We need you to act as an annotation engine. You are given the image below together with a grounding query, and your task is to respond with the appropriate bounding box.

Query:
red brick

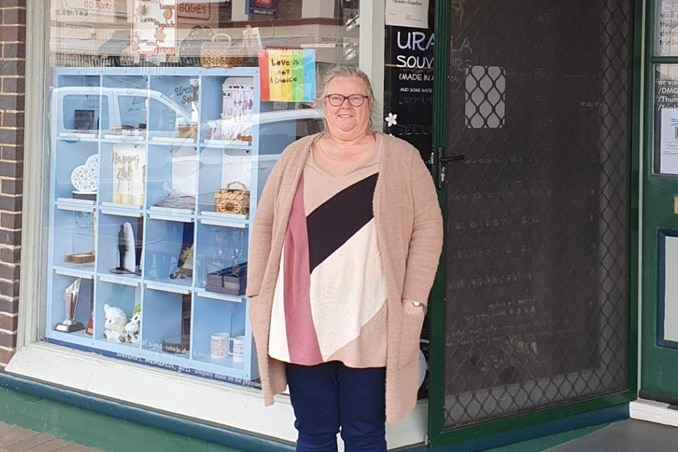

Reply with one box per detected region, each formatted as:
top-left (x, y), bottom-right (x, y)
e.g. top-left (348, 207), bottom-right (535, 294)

top-left (1, 145), bottom-right (22, 161)
top-left (0, 246), bottom-right (20, 264)
top-left (0, 297), bottom-right (18, 314)
top-left (0, 348), bottom-right (15, 367)
top-left (0, 161), bottom-right (22, 178)
top-left (0, 60), bottom-right (25, 75)
top-left (0, 0), bottom-right (26, 9)
top-left (2, 42), bottom-right (25, 59)
top-left (0, 25), bottom-right (24, 42)
top-left (0, 332), bottom-right (16, 349)
top-left (0, 262), bottom-right (19, 281)
top-left (0, 212), bottom-right (21, 230)
top-left (0, 230), bottom-right (21, 247)
top-left (0, 197), bottom-right (19, 212)
top-left (2, 8), bottom-right (27, 26)
top-left (0, 313), bottom-right (17, 331)
top-left (1, 112), bottom-right (24, 128)
top-left (1, 179), bottom-right (22, 195)
top-left (0, 129), bottom-right (23, 147)
top-left (2, 76), bottom-right (25, 92)
top-left (0, 94), bottom-right (24, 111)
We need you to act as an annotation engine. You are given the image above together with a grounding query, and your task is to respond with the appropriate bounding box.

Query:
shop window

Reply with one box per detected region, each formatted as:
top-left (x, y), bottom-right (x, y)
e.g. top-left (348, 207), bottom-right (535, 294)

top-left (45, 0), bottom-right (360, 387)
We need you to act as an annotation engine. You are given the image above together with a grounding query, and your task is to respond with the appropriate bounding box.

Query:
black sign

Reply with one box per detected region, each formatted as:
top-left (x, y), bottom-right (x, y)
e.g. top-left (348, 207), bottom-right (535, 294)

top-left (383, 4), bottom-right (435, 160)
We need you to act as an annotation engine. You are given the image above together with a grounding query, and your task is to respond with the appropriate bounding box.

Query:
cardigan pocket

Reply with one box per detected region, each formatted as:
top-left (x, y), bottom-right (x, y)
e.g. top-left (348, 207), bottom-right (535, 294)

top-left (397, 311), bottom-right (425, 368)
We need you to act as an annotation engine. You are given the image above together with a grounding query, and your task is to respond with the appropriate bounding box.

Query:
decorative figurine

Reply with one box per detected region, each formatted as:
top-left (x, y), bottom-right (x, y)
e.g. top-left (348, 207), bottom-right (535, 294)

top-left (55, 278), bottom-right (85, 333)
top-left (111, 222), bottom-right (136, 274)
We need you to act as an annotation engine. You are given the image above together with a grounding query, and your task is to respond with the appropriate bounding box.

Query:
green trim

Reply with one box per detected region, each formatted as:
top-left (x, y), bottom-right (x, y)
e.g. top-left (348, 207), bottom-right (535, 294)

top-left (627, 0), bottom-right (644, 399)
top-left (640, 0), bottom-right (656, 399)
top-left (0, 373), bottom-right (293, 452)
top-left (430, 391), bottom-right (633, 447)
top-left (428, 0), bottom-right (451, 445)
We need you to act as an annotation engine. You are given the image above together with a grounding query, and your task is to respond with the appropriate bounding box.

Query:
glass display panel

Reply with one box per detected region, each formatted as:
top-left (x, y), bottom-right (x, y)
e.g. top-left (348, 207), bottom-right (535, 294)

top-left (45, 0), bottom-right (355, 384)
top-left (655, 0), bottom-right (678, 56)
top-left (654, 64), bottom-right (678, 174)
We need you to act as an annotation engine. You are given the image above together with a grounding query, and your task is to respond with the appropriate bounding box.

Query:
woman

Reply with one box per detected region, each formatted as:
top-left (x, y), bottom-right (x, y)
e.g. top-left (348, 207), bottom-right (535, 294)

top-left (247, 65), bottom-right (443, 451)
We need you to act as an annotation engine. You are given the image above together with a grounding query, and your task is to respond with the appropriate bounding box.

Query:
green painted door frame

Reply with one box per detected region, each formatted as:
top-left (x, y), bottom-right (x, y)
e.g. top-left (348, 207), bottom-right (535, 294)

top-left (640, 0), bottom-right (678, 403)
top-left (427, 0), bottom-right (642, 447)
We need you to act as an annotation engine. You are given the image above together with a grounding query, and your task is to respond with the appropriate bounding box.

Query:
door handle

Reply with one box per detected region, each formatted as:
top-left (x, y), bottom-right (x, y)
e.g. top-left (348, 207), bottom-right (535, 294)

top-left (433, 147), bottom-right (465, 189)
top-left (440, 154), bottom-right (465, 164)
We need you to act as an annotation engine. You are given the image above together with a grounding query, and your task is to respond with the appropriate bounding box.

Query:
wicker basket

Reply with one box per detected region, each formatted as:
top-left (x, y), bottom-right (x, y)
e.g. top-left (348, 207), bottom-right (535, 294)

top-left (214, 181), bottom-right (250, 216)
top-left (200, 34), bottom-right (245, 68)
top-left (177, 123), bottom-right (197, 139)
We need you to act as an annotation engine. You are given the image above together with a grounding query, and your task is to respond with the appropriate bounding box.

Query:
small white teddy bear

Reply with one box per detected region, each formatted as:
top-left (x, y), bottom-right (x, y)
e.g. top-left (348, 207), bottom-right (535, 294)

top-left (103, 303), bottom-right (128, 342)
top-left (123, 312), bottom-right (141, 344)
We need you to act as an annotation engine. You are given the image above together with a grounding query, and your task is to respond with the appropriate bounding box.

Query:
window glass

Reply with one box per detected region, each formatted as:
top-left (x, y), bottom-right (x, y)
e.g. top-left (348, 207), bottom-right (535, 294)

top-left (50, 0), bottom-right (358, 69)
top-left (655, 0), bottom-right (678, 56)
top-left (45, 0), bottom-right (359, 385)
top-left (654, 64), bottom-right (678, 174)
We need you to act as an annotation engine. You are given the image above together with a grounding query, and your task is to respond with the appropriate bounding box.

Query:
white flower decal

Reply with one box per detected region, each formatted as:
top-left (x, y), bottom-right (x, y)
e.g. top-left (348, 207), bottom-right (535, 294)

top-left (385, 112), bottom-right (398, 128)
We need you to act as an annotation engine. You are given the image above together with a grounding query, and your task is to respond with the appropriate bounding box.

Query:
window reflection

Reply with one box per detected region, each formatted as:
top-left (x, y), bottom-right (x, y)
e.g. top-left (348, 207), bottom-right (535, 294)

top-left (50, 0), bottom-right (360, 68)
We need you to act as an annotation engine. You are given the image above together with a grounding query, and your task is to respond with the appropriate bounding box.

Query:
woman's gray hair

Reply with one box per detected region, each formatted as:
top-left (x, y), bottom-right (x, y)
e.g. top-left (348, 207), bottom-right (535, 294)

top-left (315, 65), bottom-right (376, 127)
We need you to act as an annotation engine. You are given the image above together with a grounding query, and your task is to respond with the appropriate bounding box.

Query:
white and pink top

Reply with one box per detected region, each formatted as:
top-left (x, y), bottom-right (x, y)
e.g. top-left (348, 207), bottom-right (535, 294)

top-left (268, 147), bottom-right (388, 368)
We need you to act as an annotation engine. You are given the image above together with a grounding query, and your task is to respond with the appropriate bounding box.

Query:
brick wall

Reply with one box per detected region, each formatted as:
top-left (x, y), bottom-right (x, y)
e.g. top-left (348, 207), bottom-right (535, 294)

top-left (0, 0), bottom-right (26, 368)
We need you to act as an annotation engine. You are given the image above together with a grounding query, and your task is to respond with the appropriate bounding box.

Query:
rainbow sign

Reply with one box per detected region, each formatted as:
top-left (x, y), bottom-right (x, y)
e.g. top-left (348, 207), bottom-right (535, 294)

top-left (258, 48), bottom-right (316, 102)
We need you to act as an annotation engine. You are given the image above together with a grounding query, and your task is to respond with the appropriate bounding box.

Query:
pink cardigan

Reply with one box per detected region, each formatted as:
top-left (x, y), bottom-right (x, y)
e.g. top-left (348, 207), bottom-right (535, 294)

top-left (247, 132), bottom-right (443, 422)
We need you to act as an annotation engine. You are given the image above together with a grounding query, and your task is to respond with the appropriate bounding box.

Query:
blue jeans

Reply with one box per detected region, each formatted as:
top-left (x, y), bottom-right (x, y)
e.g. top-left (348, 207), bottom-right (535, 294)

top-left (286, 361), bottom-right (387, 452)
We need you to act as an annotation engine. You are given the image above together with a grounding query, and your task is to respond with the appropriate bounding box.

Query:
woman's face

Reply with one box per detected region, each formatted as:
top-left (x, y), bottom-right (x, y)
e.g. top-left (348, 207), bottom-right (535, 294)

top-left (323, 76), bottom-right (371, 141)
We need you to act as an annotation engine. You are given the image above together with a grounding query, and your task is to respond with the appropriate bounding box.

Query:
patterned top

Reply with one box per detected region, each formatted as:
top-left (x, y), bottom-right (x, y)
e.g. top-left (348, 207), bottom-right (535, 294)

top-left (268, 145), bottom-right (387, 367)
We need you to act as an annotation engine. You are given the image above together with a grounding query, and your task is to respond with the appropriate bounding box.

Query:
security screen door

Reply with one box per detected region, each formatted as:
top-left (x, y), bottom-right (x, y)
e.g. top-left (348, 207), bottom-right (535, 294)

top-left (435, 0), bottom-right (634, 436)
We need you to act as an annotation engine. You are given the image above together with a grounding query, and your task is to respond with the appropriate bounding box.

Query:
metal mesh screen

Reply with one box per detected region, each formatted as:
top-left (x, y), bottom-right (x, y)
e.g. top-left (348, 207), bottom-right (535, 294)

top-left (443, 0), bottom-right (631, 427)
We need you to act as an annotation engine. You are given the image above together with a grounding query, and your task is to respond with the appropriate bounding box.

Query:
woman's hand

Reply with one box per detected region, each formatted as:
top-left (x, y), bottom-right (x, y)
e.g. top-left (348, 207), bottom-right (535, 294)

top-left (402, 298), bottom-right (427, 316)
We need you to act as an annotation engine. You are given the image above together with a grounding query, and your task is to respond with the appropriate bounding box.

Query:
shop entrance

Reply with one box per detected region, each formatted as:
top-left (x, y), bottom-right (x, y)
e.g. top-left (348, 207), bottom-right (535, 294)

top-left (428, 0), bottom-right (636, 446)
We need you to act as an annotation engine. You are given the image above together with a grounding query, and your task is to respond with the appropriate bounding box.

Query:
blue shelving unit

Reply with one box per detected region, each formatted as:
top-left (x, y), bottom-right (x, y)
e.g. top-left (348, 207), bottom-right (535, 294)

top-left (45, 66), bottom-right (306, 384)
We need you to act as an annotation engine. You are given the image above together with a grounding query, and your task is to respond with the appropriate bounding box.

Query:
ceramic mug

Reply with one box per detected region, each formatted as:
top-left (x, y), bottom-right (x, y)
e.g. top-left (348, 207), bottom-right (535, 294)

top-left (229, 335), bottom-right (246, 363)
top-left (210, 332), bottom-right (229, 359)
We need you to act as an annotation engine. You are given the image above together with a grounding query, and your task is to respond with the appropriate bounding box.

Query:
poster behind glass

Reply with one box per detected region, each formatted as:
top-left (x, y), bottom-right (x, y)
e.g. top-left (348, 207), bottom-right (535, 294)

top-left (654, 64), bottom-right (678, 174)
top-left (655, 0), bottom-right (678, 56)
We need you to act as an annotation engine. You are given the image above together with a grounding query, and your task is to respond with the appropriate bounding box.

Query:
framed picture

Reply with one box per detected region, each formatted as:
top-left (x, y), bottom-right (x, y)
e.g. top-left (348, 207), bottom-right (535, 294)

top-left (74, 109), bottom-right (95, 130)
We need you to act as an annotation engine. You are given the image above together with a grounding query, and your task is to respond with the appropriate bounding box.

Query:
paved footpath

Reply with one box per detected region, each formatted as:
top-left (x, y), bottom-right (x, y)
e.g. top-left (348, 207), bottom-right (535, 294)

top-left (0, 421), bottom-right (102, 452)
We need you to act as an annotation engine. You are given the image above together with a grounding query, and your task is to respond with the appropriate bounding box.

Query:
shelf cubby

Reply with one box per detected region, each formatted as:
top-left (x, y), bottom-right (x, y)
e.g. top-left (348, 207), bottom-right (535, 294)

top-left (94, 278), bottom-right (140, 344)
top-left (141, 286), bottom-right (189, 357)
top-left (48, 272), bottom-right (94, 339)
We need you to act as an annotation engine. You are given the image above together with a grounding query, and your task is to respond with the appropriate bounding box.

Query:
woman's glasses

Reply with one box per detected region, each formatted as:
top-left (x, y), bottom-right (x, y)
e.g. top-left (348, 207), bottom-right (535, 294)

top-left (325, 94), bottom-right (369, 107)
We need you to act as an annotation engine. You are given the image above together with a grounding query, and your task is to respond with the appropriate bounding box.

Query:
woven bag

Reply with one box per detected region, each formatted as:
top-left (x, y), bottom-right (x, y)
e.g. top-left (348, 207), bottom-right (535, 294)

top-left (200, 34), bottom-right (245, 68)
top-left (214, 181), bottom-right (250, 216)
